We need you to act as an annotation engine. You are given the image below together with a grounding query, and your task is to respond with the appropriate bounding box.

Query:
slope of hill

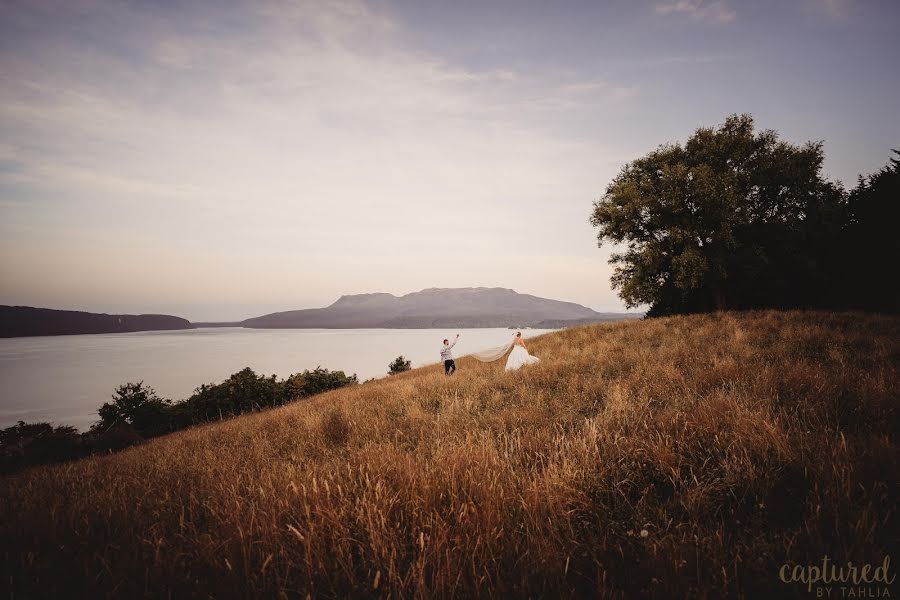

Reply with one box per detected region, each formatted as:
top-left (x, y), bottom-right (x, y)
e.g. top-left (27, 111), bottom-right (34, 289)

top-left (1, 311), bottom-right (896, 598)
top-left (239, 287), bottom-right (625, 328)
top-left (0, 305), bottom-right (195, 338)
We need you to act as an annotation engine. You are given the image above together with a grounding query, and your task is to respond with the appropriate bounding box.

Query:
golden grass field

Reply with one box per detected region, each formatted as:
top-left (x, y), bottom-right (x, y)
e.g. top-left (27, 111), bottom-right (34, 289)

top-left (1, 311), bottom-right (897, 599)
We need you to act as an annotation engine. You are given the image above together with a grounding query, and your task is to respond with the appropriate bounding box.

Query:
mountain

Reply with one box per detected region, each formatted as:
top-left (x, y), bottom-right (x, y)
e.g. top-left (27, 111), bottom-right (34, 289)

top-left (239, 287), bottom-right (636, 329)
top-left (0, 306), bottom-right (195, 338)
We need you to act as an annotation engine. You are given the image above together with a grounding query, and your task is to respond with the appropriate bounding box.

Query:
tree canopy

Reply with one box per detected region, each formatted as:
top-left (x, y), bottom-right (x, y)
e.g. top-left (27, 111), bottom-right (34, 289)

top-left (589, 114), bottom-right (889, 316)
top-left (842, 150), bottom-right (900, 313)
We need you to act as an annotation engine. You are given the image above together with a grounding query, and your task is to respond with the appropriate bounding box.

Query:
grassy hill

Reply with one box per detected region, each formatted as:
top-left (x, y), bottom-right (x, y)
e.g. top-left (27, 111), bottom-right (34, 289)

top-left (1, 311), bottom-right (897, 598)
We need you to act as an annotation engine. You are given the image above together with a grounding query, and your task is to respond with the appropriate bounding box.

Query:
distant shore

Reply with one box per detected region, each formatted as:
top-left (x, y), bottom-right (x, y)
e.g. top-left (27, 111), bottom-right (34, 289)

top-left (191, 314), bottom-right (641, 330)
top-left (3, 289), bottom-right (643, 337)
top-left (0, 306), bottom-right (194, 338)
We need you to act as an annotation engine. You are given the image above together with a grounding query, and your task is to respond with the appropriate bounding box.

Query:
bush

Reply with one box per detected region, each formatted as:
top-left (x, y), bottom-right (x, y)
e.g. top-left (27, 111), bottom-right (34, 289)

top-left (184, 368), bottom-right (288, 423)
top-left (178, 367), bottom-right (357, 424)
top-left (1, 366), bottom-right (360, 474)
top-left (0, 421), bottom-right (84, 474)
top-left (299, 367), bottom-right (358, 395)
top-left (85, 423), bottom-right (144, 453)
top-left (95, 382), bottom-right (173, 438)
top-left (388, 355), bottom-right (412, 375)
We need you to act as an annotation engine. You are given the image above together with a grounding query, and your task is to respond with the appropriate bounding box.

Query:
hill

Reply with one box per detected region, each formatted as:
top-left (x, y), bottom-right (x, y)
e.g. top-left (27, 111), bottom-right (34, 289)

top-left (0, 305), bottom-right (194, 338)
top-left (239, 287), bottom-right (630, 328)
top-left (1, 311), bottom-right (896, 598)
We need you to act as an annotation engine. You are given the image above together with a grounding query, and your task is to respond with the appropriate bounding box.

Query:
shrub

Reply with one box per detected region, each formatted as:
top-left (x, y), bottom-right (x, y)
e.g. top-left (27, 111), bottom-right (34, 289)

top-left (184, 368), bottom-right (287, 423)
top-left (299, 367), bottom-right (358, 395)
top-left (388, 355), bottom-right (412, 375)
top-left (95, 382), bottom-right (173, 438)
top-left (0, 421), bottom-right (84, 474)
top-left (1, 366), bottom-right (360, 474)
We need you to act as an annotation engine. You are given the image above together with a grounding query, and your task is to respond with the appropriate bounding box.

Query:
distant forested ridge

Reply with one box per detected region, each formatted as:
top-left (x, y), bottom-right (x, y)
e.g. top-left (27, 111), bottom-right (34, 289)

top-left (0, 306), bottom-right (194, 338)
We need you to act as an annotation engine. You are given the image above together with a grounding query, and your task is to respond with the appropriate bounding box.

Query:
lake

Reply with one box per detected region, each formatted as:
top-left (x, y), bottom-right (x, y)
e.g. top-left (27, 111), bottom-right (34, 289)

top-left (0, 327), bottom-right (554, 431)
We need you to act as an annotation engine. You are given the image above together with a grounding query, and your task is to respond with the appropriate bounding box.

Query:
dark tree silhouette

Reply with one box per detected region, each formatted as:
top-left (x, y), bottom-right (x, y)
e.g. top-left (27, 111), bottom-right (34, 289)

top-left (0, 421), bottom-right (83, 474)
top-left (842, 150), bottom-right (900, 313)
top-left (95, 382), bottom-right (173, 437)
top-left (591, 114), bottom-right (848, 315)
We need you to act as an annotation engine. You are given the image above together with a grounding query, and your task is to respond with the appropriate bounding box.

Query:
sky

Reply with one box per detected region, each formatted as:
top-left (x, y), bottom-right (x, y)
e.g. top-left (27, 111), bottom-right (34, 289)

top-left (1, 0), bottom-right (898, 321)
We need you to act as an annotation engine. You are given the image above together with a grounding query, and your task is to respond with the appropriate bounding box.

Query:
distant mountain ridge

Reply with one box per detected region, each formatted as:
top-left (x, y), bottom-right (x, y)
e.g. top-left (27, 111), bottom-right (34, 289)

top-left (0, 306), bottom-right (194, 338)
top-left (239, 287), bottom-right (638, 329)
top-left (1, 289), bottom-right (639, 337)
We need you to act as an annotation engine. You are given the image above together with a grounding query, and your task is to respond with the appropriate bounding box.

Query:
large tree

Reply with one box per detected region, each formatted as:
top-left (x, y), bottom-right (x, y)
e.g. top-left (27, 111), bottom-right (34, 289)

top-left (842, 149), bottom-right (900, 313)
top-left (590, 114), bottom-right (845, 316)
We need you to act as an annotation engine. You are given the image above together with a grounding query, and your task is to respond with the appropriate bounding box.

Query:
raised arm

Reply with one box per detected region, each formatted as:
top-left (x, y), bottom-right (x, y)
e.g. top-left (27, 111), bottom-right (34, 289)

top-left (448, 333), bottom-right (459, 349)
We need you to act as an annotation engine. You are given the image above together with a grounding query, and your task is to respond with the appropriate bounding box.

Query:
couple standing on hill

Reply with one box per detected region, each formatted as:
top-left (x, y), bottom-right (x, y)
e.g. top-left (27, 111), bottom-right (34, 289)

top-left (441, 332), bottom-right (540, 375)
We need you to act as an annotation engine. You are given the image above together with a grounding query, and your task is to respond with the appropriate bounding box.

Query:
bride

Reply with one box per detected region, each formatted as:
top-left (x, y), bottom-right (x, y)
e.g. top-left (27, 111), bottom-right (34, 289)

top-left (472, 331), bottom-right (540, 371)
top-left (505, 332), bottom-right (540, 371)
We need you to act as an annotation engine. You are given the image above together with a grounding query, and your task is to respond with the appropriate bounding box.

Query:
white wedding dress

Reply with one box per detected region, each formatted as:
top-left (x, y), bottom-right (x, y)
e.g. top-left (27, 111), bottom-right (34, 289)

top-left (505, 343), bottom-right (540, 371)
top-left (470, 337), bottom-right (540, 371)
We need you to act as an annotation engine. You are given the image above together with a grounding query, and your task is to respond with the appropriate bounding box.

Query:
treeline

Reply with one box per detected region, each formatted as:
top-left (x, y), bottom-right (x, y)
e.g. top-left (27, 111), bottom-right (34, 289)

top-left (0, 366), bottom-right (357, 474)
top-left (590, 114), bottom-right (899, 316)
top-left (0, 306), bottom-right (194, 338)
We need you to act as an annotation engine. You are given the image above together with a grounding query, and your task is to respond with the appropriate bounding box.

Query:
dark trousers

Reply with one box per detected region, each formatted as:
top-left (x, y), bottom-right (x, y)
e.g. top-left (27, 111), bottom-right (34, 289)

top-left (444, 359), bottom-right (456, 375)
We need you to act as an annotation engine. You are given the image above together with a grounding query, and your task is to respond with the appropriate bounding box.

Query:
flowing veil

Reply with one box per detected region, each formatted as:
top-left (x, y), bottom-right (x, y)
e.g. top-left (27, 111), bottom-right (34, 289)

top-left (470, 338), bottom-right (515, 362)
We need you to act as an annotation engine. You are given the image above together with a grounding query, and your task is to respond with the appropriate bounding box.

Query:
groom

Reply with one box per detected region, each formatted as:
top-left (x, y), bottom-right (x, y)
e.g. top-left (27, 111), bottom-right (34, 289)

top-left (441, 334), bottom-right (460, 375)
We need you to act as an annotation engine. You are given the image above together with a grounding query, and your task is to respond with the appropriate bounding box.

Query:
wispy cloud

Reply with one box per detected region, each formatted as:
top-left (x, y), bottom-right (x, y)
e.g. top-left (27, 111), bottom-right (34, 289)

top-left (0, 0), bottom-right (631, 316)
top-left (654, 0), bottom-right (736, 24)
top-left (2, 0), bottom-right (895, 319)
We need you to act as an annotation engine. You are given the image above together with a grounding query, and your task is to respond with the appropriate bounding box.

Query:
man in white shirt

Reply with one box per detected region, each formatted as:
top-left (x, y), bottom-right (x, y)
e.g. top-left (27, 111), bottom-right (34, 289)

top-left (441, 334), bottom-right (460, 375)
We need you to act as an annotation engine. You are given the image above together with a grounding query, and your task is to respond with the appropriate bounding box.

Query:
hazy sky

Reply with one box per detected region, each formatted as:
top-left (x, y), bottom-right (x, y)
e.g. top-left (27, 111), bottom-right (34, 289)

top-left (2, 0), bottom-right (898, 321)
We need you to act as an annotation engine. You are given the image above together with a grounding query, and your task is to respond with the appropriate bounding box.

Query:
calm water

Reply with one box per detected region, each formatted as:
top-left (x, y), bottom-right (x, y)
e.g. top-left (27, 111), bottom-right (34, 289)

top-left (0, 328), bottom-right (553, 431)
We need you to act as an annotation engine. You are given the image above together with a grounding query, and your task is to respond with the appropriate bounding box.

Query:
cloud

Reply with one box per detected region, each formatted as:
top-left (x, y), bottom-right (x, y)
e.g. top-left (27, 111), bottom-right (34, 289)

top-left (0, 0), bottom-right (631, 314)
top-left (654, 0), bottom-right (736, 24)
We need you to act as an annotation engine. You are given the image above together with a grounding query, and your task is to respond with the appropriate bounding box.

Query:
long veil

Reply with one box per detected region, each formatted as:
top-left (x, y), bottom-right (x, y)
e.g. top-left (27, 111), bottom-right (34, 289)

top-left (470, 338), bottom-right (515, 362)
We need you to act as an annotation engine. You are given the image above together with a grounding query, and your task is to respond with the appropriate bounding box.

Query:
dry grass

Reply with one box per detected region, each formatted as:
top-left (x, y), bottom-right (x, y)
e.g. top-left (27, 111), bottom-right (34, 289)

top-left (1, 311), bottom-right (897, 599)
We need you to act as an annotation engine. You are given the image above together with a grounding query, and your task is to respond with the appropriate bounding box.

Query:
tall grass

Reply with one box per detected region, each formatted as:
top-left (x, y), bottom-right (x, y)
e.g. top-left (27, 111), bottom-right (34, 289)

top-left (1, 311), bottom-right (897, 598)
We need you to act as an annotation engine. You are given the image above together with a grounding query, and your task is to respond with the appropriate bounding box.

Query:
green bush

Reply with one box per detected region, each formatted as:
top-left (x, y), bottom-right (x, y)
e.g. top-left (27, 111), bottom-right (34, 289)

top-left (95, 382), bottom-right (173, 437)
top-left (2, 366), bottom-right (359, 474)
top-left (388, 355), bottom-right (412, 375)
